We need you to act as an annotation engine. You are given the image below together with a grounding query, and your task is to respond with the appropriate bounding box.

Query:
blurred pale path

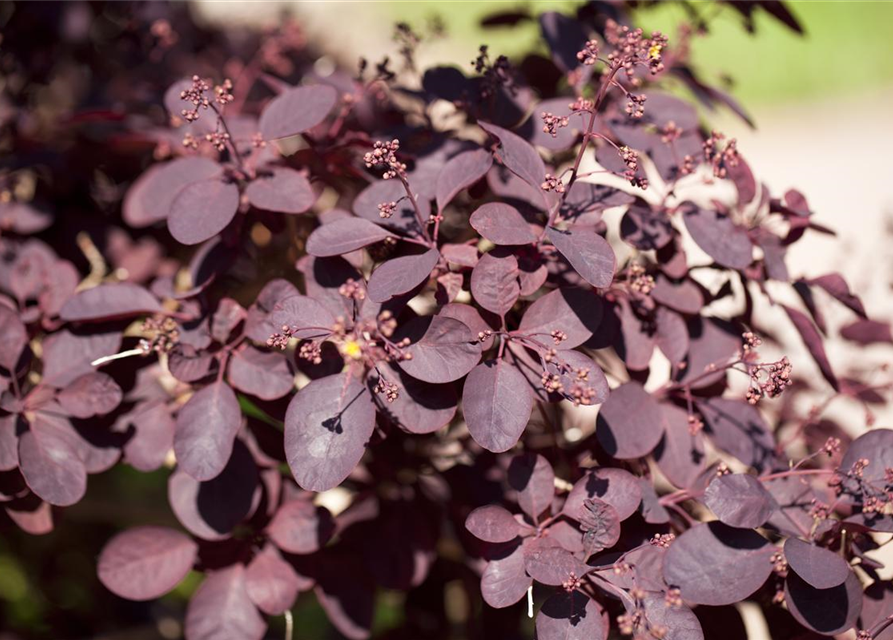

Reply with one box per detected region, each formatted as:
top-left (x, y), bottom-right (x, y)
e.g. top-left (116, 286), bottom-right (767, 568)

top-left (192, 2), bottom-right (893, 637)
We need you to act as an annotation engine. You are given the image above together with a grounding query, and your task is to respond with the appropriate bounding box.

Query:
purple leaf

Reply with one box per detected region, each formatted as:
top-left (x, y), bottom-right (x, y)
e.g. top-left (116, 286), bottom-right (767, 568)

top-left (168, 440), bottom-right (258, 540)
top-left (168, 344), bottom-right (216, 383)
top-left (0, 304), bottom-right (27, 371)
top-left (536, 591), bottom-right (607, 640)
top-left (653, 403), bottom-right (707, 489)
top-left (839, 429), bottom-right (893, 493)
top-left (123, 157), bottom-right (222, 228)
top-left (840, 319), bottom-right (893, 345)
top-left (470, 251), bottom-right (521, 316)
top-left (18, 415), bottom-right (87, 507)
top-left (0, 415), bottom-right (20, 471)
top-left (641, 593), bottom-right (704, 640)
top-left (784, 570), bottom-right (862, 636)
top-left (579, 498), bottom-right (621, 557)
top-left (508, 453), bottom-right (555, 521)
top-left (267, 498), bottom-right (335, 554)
top-left (174, 382), bottom-right (242, 481)
top-left (564, 468), bottom-right (643, 522)
top-left (463, 360), bottom-right (533, 453)
top-left (367, 364), bottom-right (457, 434)
top-left (185, 565), bottom-right (266, 640)
top-left (168, 178), bottom-right (240, 246)
top-left (545, 349), bottom-right (609, 406)
top-left (614, 297), bottom-right (655, 371)
top-left (60, 283), bottom-right (161, 322)
top-left (547, 225), bottom-right (616, 288)
top-left (120, 400), bottom-right (175, 472)
top-left (97, 526), bottom-right (197, 601)
top-left (269, 294), bottom-right (337, 340)
top-left (784, 537), bottom-right (850, 590)
top-left (306, 217), bottom-right (394, 257)
top-left (663, 521), bottom-right (774, 606)
top-left (805, 273), bottom-right (867, 318)
top-left (681, 204), bottom-right (753, 270)
top-left (782, 304), bottom-right (839, 391)
top-left (245, 279), bottom-right (300, 342)
top-left (227, 347), bottom-right (294, 400)
top-left (655, 306), bottom-right (689, 368)
top-left (675, 318), bottom-right (740, 389)
top-left (211, 298), bottom-right (246, 343)
top-left (652, 275), bottom-right (704, 315)
top-left (399, 316), bottom-right (481, 384)
top-left (284, 373), bottom-right (376, 492)
top-left (524, 544), bottom-right (589, 586)
top-left (620, 204), bottom-right (674, 251)
top-left (481, 541), bottom-right (532, 608)
top-left (259, 84), bottom-right (338, 140)
top-left (518, 288), bottom-right (602, 349)
top-left (353, 179), bottom-right (429, 236)
top-left (596, 381), bottom-right (665, 459)
top-left (56, 372), bottom-right (122, 418)
top-left (436, 148), bottom-right (493, 212)
top-left (245, 167), bottom-right (316, 214)
top-left (314, 558), bottom-right (375, 640)
top-left (539, 12), bottom-right (588, 72)
top-left (638, 479), bottom-right (671, 524)
top-left (704, 473), bottom-right (776, 528)
top-left (367, 249), bottom-right (439, 303)
top-left (465, 504), bottom-right (522, 543)
top-left (5, 495), bottom-right (53, 535)
top-left (697, 397), bottom-right (776, 472)
top-left (480, 121), bottom-right (546, 190)
top-left (244, 544), bottom-right (302, 615)
top-left (470, 203), bottom-right (536, 245)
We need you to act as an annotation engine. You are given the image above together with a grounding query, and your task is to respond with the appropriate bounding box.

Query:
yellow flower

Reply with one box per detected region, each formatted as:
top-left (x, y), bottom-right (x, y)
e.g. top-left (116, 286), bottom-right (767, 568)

top-left (341, 339), bottom-right (363, 360)
top-left (648, 44), bottom-right (662, 60)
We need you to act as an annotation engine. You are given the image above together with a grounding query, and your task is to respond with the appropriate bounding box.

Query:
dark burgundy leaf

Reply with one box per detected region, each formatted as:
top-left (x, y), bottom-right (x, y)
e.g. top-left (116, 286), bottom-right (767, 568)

top-left (614, 297), bottom-right (655, 371)
top-left (470, 203), bottom-right (536, 245)
top-left (518, 288), bottom-right (602, 349)
top-left (98, 526), bottom-right (197, 601)
top-left (57, 372), bottom-right (122, 418)
top-left (120, 400), bottom-right (175, 472)
top-left (641, 593), bottom-right (704, 640)
top-left (579, 498), bottom-right (621, 557)
top-left (536, 590), bottom-right (607, 640)
top-left (60, 283), bottom-right (161, 322)
top-left (123, 157), bottom-right (222, 228)
top-left (805, 273), bottom-right (867, 318)
top-left (436, 148), bottom-right (493, 212)
top-left (784, 570), bottom-right (862, 636)
top-left (839, 429), bottom-right (893, 490)
top-left (284, 373), bottom-right (376, 491)
top-left (306, 217), bottom-right (393, 257)
top-left (228, 347), bottom-right (294, 400)
top-left (596, 381), bottom-right (665, 459)
top-left (508, 453), bottom-right (554, 521)
top-left (539, 12), bottom-right (588, 72)
top-left (480, 121), bottom-right (546, 190)
top-left (663, 522), bottom-right (774, 606)
top-left (525, 543), bottom-right (590, 586)
top-left (174, 382), bottom-right (241, 481)
top-left (353, 179), bottom-right (429, 236)
top-left (697, 397), bottom-right (776, 472)
top-left (651, 275), bottom-right (704, 315)
top-left (399, 316), bottom-right (481, 384)
top-left (547, 225), bottom-right (616, 289)
top-left (681, 204), bottom-right (752, 270)
top-left (638, 479), bottom-right (671, 524)
top-left (366, 248), bottom-right (439, 303)
top-left (267, 498), bottom-right (335, 554)
top-left (244, 544), bottom-right (301, 615)
top-left (314, 558), bottom-right (375, 640)
top-left (168, 440), bottom-right (258, 540)
top-left (703, 473), bottom-right (776, 528)
top-left (782, 304), bottom-right (839, 391)
top-left (655, 306), bottom-right (689, 368)
top-left (245, 167), bottom-right (315, 214)
top-left (784, 537), bottom-right (850, 589)
top-left (0, 304), bottom-right (27, 371)
top-left (463, 360), bottom-right (533, 453)
top-left (168, 344), bottom-right (216, 383)
top-left (465, 504), bottom-right (522, 543)
top-left (18, 416), bottom-right (87, 507)
top-left (168, 178), bottom-right (240, 246)
top-left (438, 303), bottom-right (495, 350)
top-left (185, 565), bottom-right (266, 640)
top-left (675, 318), bottom-right (740, 389)
top-left (245, 279), bottom-right (300, 342)
top-left (368, 364), bottom-right (457, 434)
top-left (840, 319), bottom-right (893, 345)
top-left (211, 298), bottom-right (246, 343)
top-left (269, 294), bottom-right (337, 340)
top-left (470, 251), bottom-right (520, 316)
top-left (563, 468), bottom-right (642, 522)
top-left (620, 204), bottom-right (674, 251)
top-left (654, 403), bottom-right (707, 489)
top-left (259, 84), bottom-right (338, 140)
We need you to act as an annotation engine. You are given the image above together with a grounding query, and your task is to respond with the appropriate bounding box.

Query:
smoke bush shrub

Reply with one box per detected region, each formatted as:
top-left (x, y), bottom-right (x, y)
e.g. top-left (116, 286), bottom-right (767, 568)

top-left (1, 1), bottom-right (892, 638)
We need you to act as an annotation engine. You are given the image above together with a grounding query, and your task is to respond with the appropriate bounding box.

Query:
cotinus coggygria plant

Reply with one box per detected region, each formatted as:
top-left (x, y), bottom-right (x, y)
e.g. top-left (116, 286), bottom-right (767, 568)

top-left (1, 2), bottom-right (892, 639)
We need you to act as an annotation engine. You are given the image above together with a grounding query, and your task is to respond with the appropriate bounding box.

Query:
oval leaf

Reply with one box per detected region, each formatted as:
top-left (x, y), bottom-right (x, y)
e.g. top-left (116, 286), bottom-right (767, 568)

top-left (168, 178), bottom-right (240, 246)
top-left (784, 570), bottom-right (862, 636)
top-left (284, 373), bottom-right (376, 492)
top-left (245, 167), bottom-right (315, 214)
top-left (259, 85), bottom-right (338, 140)
top-left (682, 204), bottom-right (752, 270)
top-left (508, 453), bottom-right (555, 521)
top-left (704, 473), bottom-right (776, 528)
top-left (228, 347), bottom-right (294, 400)
top-left (174, 382), bottom-right (242, 482)
top-left (784, 537), bottom-right (850, 590)
top-left (463, 360), bottom-right (533, 453)
top-left (596, 381), bottom-right (665, 459)
top-left (436, 148), bottom-right (493, 212)
top-left (307, 217), bottom-right (394, 257)
top-left (518, 288), bottom-right (602, 350)
top-left (367, 249), bottom-right (439, 303)
top-left (123, 157), bottom-right (222, 228)
top-left (547, 225), bottom-right (616, 288)
top-left (470, 203), bottom-right (536, 245)
top-left (536, 591), bottom-right (607, 640)
top-left (60, 283), bottom-right (161, 322)
top-left (267, 498), bottom-right (335, 554)
top-left (465, 504), bottom-right (522, 543)
top-left (185, 565), bottom-right (266, 640)
top-left (98, 526), bottom-right (197, 601)
top-left (399, 316), bottom-right (481, 384)
top-left (471, 251), bottom-right (520, 316)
